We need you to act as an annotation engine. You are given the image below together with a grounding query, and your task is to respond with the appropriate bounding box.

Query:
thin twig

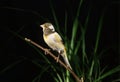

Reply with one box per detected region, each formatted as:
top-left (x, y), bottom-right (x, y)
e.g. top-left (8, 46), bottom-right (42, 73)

top-left (24, 38), bottom-right (83, 82)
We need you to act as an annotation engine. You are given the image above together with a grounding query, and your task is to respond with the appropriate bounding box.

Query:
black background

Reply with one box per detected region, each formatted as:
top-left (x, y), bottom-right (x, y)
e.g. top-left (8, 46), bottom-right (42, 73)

top-left (0, 0), bottom-right (119, 82)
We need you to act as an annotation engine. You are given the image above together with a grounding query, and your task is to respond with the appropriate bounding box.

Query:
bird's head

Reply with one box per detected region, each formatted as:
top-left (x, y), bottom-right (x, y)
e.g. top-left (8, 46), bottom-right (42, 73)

top-left (40, 23), bottom-right (55, 35)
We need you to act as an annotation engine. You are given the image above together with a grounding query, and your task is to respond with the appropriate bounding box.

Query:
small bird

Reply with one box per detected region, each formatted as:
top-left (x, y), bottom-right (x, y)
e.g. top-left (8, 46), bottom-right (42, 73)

top-left (40, 23), bottom-right (72, 69)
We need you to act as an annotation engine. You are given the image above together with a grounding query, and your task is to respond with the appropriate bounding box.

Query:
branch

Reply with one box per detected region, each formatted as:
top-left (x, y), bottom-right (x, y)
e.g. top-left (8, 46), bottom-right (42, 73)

top-left (24, 38), bottom-right (83, 82)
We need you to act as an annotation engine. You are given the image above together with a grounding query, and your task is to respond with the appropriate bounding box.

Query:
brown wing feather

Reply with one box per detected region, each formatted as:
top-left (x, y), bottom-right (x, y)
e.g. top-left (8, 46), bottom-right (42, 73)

top-left (54, 32), bottom-right (63, 43)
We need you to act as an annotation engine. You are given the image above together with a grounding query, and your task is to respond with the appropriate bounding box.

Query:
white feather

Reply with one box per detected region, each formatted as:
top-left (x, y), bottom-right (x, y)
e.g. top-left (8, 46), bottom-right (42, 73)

top-left (48, 25), bottom-right (55, 31)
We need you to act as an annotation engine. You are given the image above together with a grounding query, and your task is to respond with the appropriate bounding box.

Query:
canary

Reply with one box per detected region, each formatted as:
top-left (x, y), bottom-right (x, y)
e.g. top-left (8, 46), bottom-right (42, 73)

top-left (40, 23), bottom-right (72, 69)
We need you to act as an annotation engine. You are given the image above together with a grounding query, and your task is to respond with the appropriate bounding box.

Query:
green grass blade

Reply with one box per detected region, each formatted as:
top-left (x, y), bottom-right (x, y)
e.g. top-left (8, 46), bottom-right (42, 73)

top-left (95, 65), bottom-right (120, 82)
top-left (76, 0), bottom-right (83, 18)
top-left (88, 60), bottom-right (94, 77)
top-left (64, 11), bottom-right (68, 36)
top-left (99, 66), bottom-right (108, 76)
top-left (49, 0), bottom-right (60, 32)
top-left (5, 28), bottom-right (24, 40)
top-left (112, 79), bottom-right (120, 82)
top-left (32, 65), bottom-right (50, 82)
top-left (56, 73), bottom-right (63, 82)
top-left (84, 10), bottom-right (90, 29)
top-left (52, 71), bottom-right (63, 82)
top-left (70, 0), bottom-right (83, 54)
top-left (74, 37), bottom-right (82, 55)
top-left (64, 11), bottom-right (69, 50)
top-left (81, 27), bottom-right (87, 62)
top-left (0, 59), bottom-right (24, 74)
top-left (70, 19), bottom-right (79, 54)
top-left (94, 13), bottom-right (104, 54)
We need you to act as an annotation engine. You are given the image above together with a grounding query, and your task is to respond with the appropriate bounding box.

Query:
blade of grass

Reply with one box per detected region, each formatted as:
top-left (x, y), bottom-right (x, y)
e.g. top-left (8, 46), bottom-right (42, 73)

top-left (94, 13), bottom-right (104, 54)
top-left (76, 0), bottom-right (83, 18)
top-left (74, 10), bottom-right (90, 55)
top-left (54, 74), bottom-right (63, 82)
top-left (52, 70), bottom-right (63, 82)
top-left (112, 79), bottom-right (120, 82)
top-left (81, 10), bottom-right (91, 64)
top-left (32, 65), bottom-right (50, 82)
top-left (99, 66), bottom-right (108, 76)
top-left (56, 73), bottom-right (63, 82)
top-left (64, 11), bottom-right (68, 48)
top-left (81, 27), bottom-right (86, 58)
top-left (95, 65), bottom-right (120, 82)
top-left (64, 11), bottom-right (70, 55)
top-left (0, 58), bottom-right (24, 74)
top-left (70, 19), bottom-right (79, 54)
top-left (88, 60), bottom-right (94, 78)
top-left (73, 13), bottom-right (91, 78)
top-left (74, 38), bottom-right (82, 55)
top-left (70, 0), bottom-right (83, 54)
top-left (80, 26), bottom-right (87, 77)
top-left (64, 11), bottom-right (68, 36)
top-left (49, 0), bottom-right (60, 32)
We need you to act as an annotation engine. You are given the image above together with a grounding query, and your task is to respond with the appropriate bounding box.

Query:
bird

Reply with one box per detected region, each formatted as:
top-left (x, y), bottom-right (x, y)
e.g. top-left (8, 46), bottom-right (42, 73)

top-left (40, 22), bottom-right (72, 69)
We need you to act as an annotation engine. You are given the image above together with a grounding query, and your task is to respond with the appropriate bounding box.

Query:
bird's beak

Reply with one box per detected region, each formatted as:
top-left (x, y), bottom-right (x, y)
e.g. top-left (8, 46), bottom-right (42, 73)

top-left (40, 24), bottom-right (44, 28)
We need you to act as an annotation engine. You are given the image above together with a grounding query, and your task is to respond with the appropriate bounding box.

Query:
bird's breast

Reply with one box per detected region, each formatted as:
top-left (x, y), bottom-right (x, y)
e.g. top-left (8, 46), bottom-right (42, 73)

top-left (43, 33), bottom-right (64, 51)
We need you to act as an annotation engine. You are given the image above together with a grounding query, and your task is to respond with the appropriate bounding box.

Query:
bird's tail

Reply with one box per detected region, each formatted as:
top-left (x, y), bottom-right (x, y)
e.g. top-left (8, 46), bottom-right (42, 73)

top-left (62, 50), bottom-right (72, 70)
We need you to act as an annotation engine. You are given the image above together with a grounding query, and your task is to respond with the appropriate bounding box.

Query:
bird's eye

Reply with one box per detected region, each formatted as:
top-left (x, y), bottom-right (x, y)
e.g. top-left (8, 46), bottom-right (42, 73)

top-left (50, 28), bottom-right (54, 31)
top-left (49, 25), bottom-right (55, 31)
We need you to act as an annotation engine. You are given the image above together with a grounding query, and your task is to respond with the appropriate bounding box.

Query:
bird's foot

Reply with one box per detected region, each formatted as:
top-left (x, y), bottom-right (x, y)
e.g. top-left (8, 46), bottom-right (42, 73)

top-left (58, 50), bottom-right (64, 54)
top-left (44, 48), bottom-right (50, 55)
top-left (56, 54), bottom-right (60, 62)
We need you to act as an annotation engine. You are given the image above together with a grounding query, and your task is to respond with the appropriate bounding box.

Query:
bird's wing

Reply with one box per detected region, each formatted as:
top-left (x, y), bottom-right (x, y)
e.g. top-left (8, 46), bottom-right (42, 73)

top-left (53, 32), bottom-right (63, 43)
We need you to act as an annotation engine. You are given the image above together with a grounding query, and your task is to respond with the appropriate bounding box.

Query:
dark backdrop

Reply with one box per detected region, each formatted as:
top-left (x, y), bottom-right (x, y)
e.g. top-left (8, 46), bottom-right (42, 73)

top-left (0, 0), bottom-right (119, 82)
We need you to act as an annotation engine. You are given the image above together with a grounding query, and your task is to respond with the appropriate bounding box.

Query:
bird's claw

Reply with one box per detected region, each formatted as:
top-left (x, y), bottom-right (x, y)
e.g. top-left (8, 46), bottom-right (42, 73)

top-left (56, 54), bottom-right (60, 62)
top-left (44, 48), bottom-right (50, 55)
